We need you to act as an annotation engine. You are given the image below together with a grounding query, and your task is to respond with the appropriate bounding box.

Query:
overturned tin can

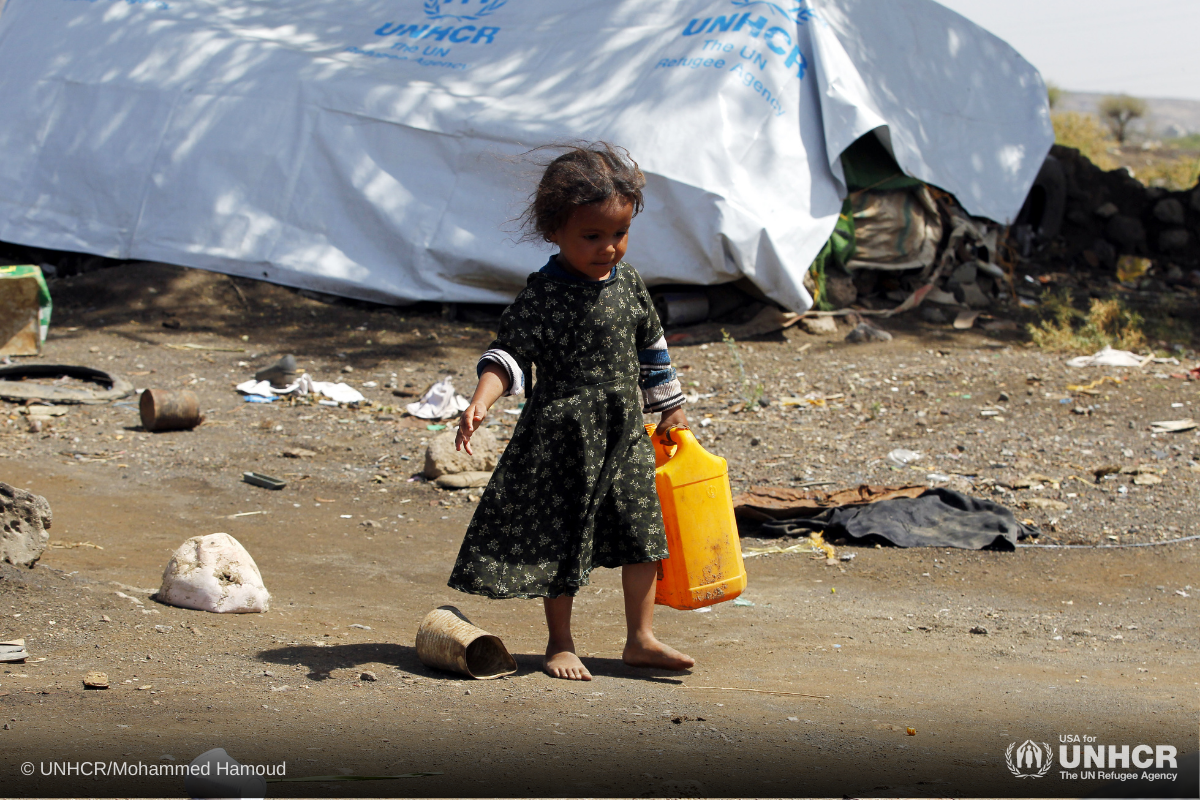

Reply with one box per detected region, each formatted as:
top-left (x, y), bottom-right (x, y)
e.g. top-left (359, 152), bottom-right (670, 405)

top-left (416, 605), bottom-right (517, 680)
top-left (139, 388), bottom-right (202, 432)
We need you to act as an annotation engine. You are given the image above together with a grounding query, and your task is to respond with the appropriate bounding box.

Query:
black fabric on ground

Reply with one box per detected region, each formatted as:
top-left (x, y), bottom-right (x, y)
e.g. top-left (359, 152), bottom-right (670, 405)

top-left (759, 488), bottom-right (1039, 551)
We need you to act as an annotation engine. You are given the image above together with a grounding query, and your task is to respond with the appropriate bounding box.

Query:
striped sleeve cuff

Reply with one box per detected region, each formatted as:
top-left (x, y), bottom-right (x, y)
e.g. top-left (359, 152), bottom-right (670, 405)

top-left (643, 380), bottom-right (685, 413)
top-left (477, 349), bottom-right (524, 396)
top-left (638, 335), bottom-right (684, 412)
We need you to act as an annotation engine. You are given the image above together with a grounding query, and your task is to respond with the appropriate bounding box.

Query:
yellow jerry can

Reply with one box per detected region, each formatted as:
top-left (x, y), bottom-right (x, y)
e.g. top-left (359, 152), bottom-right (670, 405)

top-left (645, 424), bottom-right (747, 610)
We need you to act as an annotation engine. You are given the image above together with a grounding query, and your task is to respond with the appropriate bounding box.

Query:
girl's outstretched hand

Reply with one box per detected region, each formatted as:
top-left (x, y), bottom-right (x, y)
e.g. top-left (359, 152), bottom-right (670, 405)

top-left (456, 402), bottom-right (488, 454)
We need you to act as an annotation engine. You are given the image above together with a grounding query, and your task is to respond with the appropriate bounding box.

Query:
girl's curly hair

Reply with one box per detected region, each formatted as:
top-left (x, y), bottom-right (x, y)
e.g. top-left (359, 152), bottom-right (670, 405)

top-left (517, 142), bottom-right (646, 243)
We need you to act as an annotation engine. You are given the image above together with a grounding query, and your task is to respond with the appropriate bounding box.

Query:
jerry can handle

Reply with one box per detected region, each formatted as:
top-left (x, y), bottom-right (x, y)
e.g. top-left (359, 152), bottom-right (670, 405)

top-left (661, 424), bottom-right (690, 446)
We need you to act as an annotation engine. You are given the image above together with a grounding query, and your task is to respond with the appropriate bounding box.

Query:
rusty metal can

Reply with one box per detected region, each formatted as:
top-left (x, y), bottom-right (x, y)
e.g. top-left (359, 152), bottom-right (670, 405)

top-left (139, 388), bottom-right (202, 432)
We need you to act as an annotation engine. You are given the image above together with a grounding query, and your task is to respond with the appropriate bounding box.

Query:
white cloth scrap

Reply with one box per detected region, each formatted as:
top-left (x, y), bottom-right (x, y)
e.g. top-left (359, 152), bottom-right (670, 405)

top-left (236, 374), bottom-right (364, 404)
top-left (1066, 346), bottom-right (1151, 368)
top-left (406, 376), bottom-right (469, 421)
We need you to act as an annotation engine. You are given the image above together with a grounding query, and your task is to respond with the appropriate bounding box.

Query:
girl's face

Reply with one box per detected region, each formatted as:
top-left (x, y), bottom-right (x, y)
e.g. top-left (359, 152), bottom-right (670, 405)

top-left (548, 197), bottom-right (634, 281)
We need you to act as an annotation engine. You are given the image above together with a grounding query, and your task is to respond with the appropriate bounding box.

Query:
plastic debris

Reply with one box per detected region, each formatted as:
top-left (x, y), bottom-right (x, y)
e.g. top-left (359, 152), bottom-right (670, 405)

top-left (886, 448), bottom-right (922, 468)
top-left (237, 374), bottom-right (365, 404)
top-left (1066, 347), bottom-right (1150, 368)
top-left (1149, 419), bottom-right (1197, 433)
top-left (406, 376), bottom-right (469, 421)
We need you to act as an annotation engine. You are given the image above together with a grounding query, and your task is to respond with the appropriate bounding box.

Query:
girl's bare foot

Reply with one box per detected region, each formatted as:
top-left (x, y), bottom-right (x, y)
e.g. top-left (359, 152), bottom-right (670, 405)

top-left (623, 634), bottom-right (695, 671)
top-left (544, 646), bottom-right (592, 681)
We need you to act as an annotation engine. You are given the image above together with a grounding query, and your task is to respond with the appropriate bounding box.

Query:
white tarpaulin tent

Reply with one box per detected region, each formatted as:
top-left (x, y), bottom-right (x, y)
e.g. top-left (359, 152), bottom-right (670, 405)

top-left (0, 0), bottom-right (1052, 311)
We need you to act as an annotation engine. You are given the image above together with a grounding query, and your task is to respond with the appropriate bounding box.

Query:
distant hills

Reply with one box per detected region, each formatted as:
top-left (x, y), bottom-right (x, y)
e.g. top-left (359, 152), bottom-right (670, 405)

top-left (1058, 92), bottom-right (1200, 139)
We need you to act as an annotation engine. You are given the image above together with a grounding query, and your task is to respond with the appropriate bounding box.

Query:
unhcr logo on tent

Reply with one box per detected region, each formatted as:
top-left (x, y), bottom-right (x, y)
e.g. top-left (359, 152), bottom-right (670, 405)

top-left (423, 0), bottom-right (507, 22)
top-left (373, 0), bottom-right (507, 47)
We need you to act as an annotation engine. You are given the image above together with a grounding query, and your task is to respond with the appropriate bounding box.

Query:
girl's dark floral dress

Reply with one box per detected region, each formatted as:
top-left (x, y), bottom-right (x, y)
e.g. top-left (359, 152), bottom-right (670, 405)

top-left (448, 261), bottom-right (674, 599)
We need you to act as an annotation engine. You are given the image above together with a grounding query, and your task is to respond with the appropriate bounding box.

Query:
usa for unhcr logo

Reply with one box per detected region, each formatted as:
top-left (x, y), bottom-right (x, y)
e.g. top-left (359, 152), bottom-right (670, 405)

top-left (424, 0), bottom-right (507, 21)
top-left (1006, 740), bottom-right (1054, 778)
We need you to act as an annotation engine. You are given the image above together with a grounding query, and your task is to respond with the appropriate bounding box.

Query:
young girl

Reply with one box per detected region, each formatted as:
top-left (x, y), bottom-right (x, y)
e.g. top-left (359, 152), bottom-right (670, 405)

top-left (450, 142), bottom-right (694, 682)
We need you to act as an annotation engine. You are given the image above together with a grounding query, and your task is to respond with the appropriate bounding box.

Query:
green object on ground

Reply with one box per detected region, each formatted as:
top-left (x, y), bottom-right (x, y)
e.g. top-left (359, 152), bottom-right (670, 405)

top-left (841, 134), bottom-right (924, 193)
top-left (807, 198), bottom-right (856, 311)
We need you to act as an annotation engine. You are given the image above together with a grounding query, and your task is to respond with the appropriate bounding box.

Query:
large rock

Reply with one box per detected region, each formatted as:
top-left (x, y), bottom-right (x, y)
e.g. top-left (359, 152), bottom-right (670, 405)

top-left (1105, 215), bottom-right (1145, 250)
top-left (0, 482), bottom-right (50, 568)
top-left (424, 427), bottom-right (500, 479)
top-left (1091, 239), bottom-right (1118, 269)
top-left (822, 269), bottom-right (857, 309)
top-left (1159, 229), bottom-right (1190, 252)
top-left (158, 533), bottom-right (269, 613)
top-left (1153, 198), bottom-right (1185, 226)
top-left (798, 315), bottom-right (837, 335)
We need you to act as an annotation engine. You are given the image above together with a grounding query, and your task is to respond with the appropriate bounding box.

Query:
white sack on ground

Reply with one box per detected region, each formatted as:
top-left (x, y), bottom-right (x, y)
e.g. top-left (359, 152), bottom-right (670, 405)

top-left (0, 0), bottom-right (1051, 311)
top-left (158, 533), bottom-right (270, 613)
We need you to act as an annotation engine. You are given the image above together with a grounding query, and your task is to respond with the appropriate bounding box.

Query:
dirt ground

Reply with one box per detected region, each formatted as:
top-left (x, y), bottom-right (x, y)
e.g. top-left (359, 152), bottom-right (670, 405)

top-left (1, 263), bottom-right (1197, 798)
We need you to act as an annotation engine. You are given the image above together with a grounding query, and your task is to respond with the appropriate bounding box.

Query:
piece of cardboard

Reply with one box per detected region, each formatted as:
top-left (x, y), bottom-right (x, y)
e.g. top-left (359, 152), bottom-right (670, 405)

top-left (0, 266), bottom-right (51, 356)
top-left (0, 276), bottom-right (41, 355)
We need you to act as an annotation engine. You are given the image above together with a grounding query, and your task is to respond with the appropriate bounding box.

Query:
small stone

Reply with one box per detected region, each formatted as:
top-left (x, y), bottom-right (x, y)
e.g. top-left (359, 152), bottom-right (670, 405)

top-left (1159, 229), bottom-right (1190, 252)
top-left (845, 322), bottom-right (893, 343)
top-left (360, 670), bottom-right (378, 682)
top-left (749, 437), bottom-right (761, 447)
top-left (969, 626), bottom-right (988, 635)
top-left (798, 315), bottom-right (837, 335)
top-left (434, 471), bottom-right (493, 489)
top-left (1153, 198), bottom-right (1185, 225)
top-left (100, 614), bottom-right (111, 623)
top-left (341, 365), bottom-right (354, 374)
top-left (83, 671), bottom-right (109, 689)
top-left (1093, 202), bottom-right (1119, 219)
top-left (757, 396), bottom-right (770, 408)
top-left (998, 392), bottom-right (1010, 402)
top-left (281, 448), bottom-right (317, 458)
